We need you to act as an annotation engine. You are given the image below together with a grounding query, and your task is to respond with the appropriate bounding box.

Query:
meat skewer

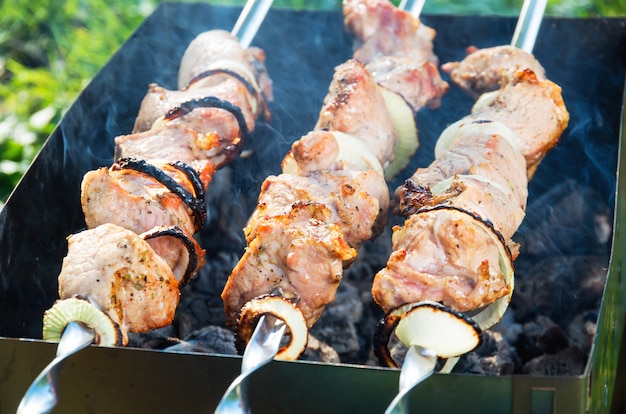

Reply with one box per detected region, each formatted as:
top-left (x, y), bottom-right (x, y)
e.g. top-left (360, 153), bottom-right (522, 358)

top-left (19, 3), bottom-right (275, 412)
top-left (374, 1), bottom-right (568, 412)
top-left (221, 0), bottom-right (448, 367)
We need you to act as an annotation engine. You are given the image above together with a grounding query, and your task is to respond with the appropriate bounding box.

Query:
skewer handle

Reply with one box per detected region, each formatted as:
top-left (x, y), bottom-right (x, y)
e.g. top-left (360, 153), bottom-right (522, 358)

top-left (398, 0), bottom-right (426, 17)
top-left (231, 0), bottom-right (275, 48)
top-left (510, 0), bottom-right (547, 53)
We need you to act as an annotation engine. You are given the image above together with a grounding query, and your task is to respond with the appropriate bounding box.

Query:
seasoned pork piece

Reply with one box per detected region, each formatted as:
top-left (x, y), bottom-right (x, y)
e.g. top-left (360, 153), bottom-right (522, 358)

top-left (114, 124), bottom-right (218, 177)
top-left (177, 29), bottom-right (273, 103)
top-left (442, 45), bottom-right (547, 96)
top-left (315, 59), bottom-right (397, 167)
top-left (470, 69), bottom-right (569, 176)
top-left (132, 79), bottom-right (256, 136)
top-left (81, 163), bottom-right (205, 281)
top-left (343, 0), bottom-right (438, 65)
top-left (58, 223), bottom-right (180, 345)
top-left (343, 0), bottom-right (448, 109)
top-left (373, 208), bottom-right (510, 313)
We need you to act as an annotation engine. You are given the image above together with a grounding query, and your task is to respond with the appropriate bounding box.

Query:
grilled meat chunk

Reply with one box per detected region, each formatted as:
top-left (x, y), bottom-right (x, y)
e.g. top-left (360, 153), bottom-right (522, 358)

top-left (470, 69), bottom-right (570, 176)
top-left (58, 223), bottom-right (180, 345)
top-left (177, 29), bottom-right (272, 104)
top-left (114, 124), bottom-right (218, 179)
top-left (343, 0), bottom-right (448, 109)
top-left (81, 161), bottom-right (206, 281)
top-left (442, 45), bottom-right (547, 96)
top-left (315, 59), bottom-right (396, 167)
top-left (397, 120), bottom-right (528, 239)
top-left (223, 167), bottom-right (388, 328)
top-left (132, 79), bottom-right (256, 137)
top-left (373, 208), bottom-right (511, 313)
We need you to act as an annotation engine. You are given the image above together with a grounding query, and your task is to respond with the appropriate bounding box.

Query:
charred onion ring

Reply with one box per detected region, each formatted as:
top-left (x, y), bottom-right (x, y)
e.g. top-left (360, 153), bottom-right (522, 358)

top-left (235, 295), bottom-right (308, 361)
top-left (114, 158), bottom-right (207, 229)
top-left (373, 301), bottom-right (482, 368)
top-left (141, 225), bottom-right (200, 287)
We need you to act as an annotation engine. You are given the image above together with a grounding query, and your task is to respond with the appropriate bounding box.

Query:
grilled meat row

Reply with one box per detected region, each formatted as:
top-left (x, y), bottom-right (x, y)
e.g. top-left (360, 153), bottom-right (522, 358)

top-left (222, 0), bottom-right (448, 342)
top-left (373, 46), bottom-right (569, 324)
top-left (56, 30), bottom-right (272, 344)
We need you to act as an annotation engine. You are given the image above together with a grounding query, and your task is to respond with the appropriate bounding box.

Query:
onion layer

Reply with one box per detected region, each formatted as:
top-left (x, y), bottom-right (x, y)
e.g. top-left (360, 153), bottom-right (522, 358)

top-left (235, 295), bottom-right (308, 361)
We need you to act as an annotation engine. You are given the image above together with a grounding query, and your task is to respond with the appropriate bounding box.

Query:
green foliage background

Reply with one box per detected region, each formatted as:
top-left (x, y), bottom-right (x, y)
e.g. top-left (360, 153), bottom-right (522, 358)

top-left (0, 0), bottom-right (624, 207)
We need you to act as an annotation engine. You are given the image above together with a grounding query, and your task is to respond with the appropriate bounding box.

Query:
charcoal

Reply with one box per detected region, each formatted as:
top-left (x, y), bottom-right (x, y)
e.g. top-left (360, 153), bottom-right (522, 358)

top-left (300, 334), bottom-right (341, 363)
top-left (567, 310), bottom-right (598, 353)
top-left (512, 255), bottom-right (608, 325)
top-left (522, 347), bottom-right (587, 376)
top-left (514, 179), bottom-right (612, 257)
top-left (453, 331), bottom-right (519, 376)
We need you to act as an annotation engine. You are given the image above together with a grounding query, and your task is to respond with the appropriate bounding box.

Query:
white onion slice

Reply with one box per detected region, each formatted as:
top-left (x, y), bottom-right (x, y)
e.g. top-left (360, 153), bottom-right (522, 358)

top-left (395, 301), bottom-right (482, 358)
top-left (435, 117), bottom-right (520, 159)
top-left (472, 90), bottom-right (500, 112)
top-left (236, 295), bottom-right (308, 361)
top-left (377, 85), bottom-right (419, 180)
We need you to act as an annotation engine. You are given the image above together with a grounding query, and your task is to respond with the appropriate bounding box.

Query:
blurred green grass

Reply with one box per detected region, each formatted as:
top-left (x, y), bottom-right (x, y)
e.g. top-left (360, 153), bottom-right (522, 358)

top-left (0, 0), bottom-right (624, 207)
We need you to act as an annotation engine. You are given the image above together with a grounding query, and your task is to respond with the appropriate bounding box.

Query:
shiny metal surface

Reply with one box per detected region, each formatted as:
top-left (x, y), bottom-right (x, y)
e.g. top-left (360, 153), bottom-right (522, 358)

top-left (16, 322), bottom-right (94, 414)
top-left (214, 316), bottom-right (286, 414)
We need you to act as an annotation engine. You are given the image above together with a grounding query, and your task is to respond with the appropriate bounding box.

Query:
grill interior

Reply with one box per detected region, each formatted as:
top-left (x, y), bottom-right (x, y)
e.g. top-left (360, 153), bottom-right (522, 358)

top-left (0, 4), bottom-right (625, 413)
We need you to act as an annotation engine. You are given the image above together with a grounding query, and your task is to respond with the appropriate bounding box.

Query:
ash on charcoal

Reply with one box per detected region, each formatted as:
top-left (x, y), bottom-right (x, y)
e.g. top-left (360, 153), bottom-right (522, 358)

top-left (512, 255), bottom-right (608, 326)
top-left (164, 325), bottom-right (238, 355)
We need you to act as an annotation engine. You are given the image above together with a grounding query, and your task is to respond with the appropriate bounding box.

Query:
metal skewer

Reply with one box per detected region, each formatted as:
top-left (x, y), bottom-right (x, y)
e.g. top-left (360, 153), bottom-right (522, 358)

top-left (384, 345), bottom-right (437, 414)
top-left (17, 322), bottom-right (95, 414)
top-left (231, 0), bottom-right (275, 48)
top-left (214, 315), bottom-right (286, 414)
top-left (511, 0), bottom-right (548, 53)
top-left (398, 0), bottom-right (426, 19)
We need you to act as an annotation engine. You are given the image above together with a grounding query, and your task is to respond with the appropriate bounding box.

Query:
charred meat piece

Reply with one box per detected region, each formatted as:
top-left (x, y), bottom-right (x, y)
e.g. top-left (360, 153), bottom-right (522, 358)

top-left (442, 45), bottom-right (547, 96)
top-left (343, 0), bottom-right (448, 110)
top-left (58, 223), bottom-right (180, 345)
top-left (315, 59), bottom-right (396, 167)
